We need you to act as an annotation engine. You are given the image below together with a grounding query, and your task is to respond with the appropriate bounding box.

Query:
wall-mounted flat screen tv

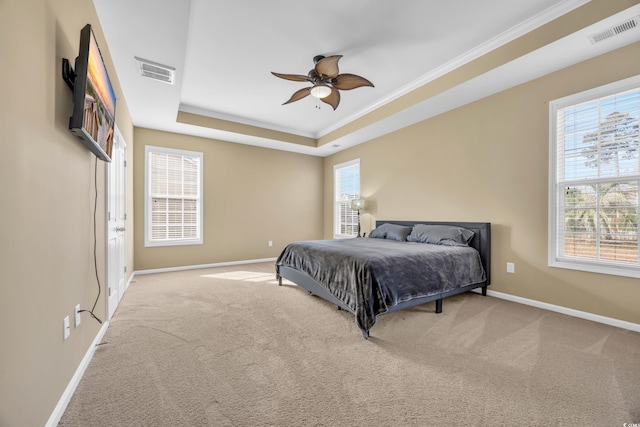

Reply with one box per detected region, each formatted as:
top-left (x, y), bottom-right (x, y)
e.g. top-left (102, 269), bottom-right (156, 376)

top-left (69, 24), bottom-right (116, 162)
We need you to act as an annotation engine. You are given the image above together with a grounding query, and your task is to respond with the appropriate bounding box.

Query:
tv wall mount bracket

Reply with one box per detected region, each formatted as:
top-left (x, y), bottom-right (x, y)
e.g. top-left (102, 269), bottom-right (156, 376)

top-left (61, 58), bottom-right (76, 92)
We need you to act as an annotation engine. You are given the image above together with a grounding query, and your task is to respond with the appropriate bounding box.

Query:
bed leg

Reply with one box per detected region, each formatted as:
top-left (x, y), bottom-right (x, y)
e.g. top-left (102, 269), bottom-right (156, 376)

top-left (278, 276), bottom-right (282, 286)
top-left (482, 285), bottom-right (487, 296)
top-left (435, 299), bottom-right (442, 313)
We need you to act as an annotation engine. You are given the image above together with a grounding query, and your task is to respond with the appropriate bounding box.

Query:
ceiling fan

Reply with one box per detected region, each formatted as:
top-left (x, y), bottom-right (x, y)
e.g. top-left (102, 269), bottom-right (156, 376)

top-left (271, 55), bottom-right (374, 110)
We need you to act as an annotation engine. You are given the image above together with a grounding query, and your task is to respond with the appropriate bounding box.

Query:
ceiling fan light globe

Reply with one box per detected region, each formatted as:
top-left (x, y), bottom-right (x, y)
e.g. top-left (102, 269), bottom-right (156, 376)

top-left (310, 85), bottom-right (332, 99)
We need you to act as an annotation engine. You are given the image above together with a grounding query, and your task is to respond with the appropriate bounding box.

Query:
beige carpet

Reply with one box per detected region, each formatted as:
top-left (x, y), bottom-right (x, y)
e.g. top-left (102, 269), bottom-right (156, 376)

top-left (59, 262), bottom-right (640, 426)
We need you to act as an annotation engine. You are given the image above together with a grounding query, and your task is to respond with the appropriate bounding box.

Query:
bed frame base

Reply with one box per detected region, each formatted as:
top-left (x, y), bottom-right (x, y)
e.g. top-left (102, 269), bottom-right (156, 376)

top-left (278, 266), bottom-right (354, 313)
top-left (278, 266), bottom-right (488, 318)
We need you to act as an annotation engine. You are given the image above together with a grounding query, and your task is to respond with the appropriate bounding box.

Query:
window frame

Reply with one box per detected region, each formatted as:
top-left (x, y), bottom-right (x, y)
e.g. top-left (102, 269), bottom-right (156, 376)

top-left (333, 159), bottom-right (360, 239)
top-left (548, 75), bottom-right (640, 278)
top-left (144, 145), bottom-right (204, 247)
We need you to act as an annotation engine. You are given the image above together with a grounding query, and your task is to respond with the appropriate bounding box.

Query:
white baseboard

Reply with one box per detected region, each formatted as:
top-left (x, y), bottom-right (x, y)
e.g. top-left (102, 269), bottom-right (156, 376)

top-left (473, 288), bottom-right (640, 333)
top-left (134, 257), bottom-right (278, 276)
top-left (124, 270), bottom-right (135, 293)
top-left (45, 320), bottom-right (110, 427)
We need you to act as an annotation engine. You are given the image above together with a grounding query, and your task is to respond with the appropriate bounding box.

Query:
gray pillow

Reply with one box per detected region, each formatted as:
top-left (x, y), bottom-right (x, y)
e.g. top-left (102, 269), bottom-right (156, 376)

top-left (407, 224), bottom-right (474, 246)
top-left (368, 223), bottom-right (412, 242)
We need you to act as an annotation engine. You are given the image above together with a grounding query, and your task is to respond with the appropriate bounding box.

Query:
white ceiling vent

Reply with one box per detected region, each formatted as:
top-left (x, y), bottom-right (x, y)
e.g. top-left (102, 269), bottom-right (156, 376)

top-left (588, 16), bottom-right (639, 44)
top-left (135, 57), bottom-right (176, 84)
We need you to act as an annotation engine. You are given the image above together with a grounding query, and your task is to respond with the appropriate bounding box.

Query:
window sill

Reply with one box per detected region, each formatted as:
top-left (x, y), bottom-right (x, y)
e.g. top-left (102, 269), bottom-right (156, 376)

top-left (144, 239), bottom-right (203, 248)
top-left (549, 258), bottom-right (640, 279)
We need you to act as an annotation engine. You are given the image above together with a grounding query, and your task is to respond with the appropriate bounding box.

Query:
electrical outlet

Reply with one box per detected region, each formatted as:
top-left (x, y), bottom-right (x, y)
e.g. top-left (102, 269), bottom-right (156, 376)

top-left (75, 304), bottom-right (81, 327)
top-left (506, 262), bottom-right (515, 274)
top-left (268, 240), bottom-right (273, 247)
top-left (63, 316), bottom-right (70, 340)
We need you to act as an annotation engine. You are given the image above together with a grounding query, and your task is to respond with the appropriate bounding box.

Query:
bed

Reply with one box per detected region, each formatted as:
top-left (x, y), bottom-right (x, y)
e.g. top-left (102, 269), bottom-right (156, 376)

top-left (276, 220), bottom-right (491, 338)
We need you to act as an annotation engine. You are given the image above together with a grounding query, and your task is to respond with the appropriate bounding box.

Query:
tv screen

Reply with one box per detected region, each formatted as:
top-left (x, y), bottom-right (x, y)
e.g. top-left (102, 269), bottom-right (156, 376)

top-left (69, 24), bottom-right (116, 162)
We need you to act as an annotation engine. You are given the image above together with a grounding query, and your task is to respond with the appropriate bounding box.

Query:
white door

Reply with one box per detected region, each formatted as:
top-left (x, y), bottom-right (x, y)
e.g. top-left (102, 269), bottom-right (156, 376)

top-left (107, 127), bottom-right (127, 320)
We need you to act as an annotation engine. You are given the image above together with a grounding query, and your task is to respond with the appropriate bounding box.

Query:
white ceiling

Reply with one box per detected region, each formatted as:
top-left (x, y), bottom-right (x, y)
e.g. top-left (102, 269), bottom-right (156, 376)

top-left (92, 0), bottom-right (640, 156)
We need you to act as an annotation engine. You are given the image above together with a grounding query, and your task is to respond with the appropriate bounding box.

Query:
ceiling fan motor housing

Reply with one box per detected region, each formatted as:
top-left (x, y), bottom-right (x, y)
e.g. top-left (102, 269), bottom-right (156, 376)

top-left (307, 69), bottom-right (330, 85)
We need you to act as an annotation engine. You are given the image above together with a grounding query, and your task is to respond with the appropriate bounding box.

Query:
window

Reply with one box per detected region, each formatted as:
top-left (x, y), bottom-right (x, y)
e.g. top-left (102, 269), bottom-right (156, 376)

top-left (145, 145), bottom-right (203, 247)
top-left (549, 76), bottom-right (640, 278)
top-left (334, 159), bottom-right (360, 238)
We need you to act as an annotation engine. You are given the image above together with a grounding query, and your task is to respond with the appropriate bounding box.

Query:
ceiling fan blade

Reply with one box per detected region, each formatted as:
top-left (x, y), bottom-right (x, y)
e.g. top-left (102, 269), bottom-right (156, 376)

top-left (315, 55), bottom-right (342, 79)
top-left (332, 73), bottom-right (374, 90)
top-left (320, 88), bottom-right (340, 110)
top-left (271, 72), bottom-right (311, 82)
top-left (283, 87), bottom-right (312, 105)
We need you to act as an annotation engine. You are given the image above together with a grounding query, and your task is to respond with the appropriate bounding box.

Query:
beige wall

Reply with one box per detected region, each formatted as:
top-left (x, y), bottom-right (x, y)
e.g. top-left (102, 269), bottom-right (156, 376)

top-left (324, 41), bottom-right (640, 325)
top-left (133, 128), bottom-right (324, 271)
top-left (0, 0), bottom-right (134, 426)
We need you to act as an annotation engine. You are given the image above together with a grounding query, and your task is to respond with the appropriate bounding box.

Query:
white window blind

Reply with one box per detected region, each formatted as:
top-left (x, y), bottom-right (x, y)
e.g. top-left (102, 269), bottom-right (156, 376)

top-left (549, 76), bottom-right (640, 278)
top-left (145, 145), bottom-right (203, 247)
top-left (334, 159), bottom-right (360, 238)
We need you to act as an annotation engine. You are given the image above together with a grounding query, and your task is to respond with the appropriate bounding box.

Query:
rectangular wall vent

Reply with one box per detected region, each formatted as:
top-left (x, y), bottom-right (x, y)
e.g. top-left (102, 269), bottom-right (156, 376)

top-left (135, 57), bottom-right (176, 84)
top-left (589, 16), bottom-right (639, 44)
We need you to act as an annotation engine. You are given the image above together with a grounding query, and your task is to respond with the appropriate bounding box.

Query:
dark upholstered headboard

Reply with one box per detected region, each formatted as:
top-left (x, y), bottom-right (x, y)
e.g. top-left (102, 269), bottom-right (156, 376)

top-left (376, 220), bottom-right (491, 285)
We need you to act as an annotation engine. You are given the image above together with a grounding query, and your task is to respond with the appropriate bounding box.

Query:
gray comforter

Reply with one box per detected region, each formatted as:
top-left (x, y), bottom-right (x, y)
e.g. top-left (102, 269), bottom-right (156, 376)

top-left (275, 237), bottom-right (486, 336)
